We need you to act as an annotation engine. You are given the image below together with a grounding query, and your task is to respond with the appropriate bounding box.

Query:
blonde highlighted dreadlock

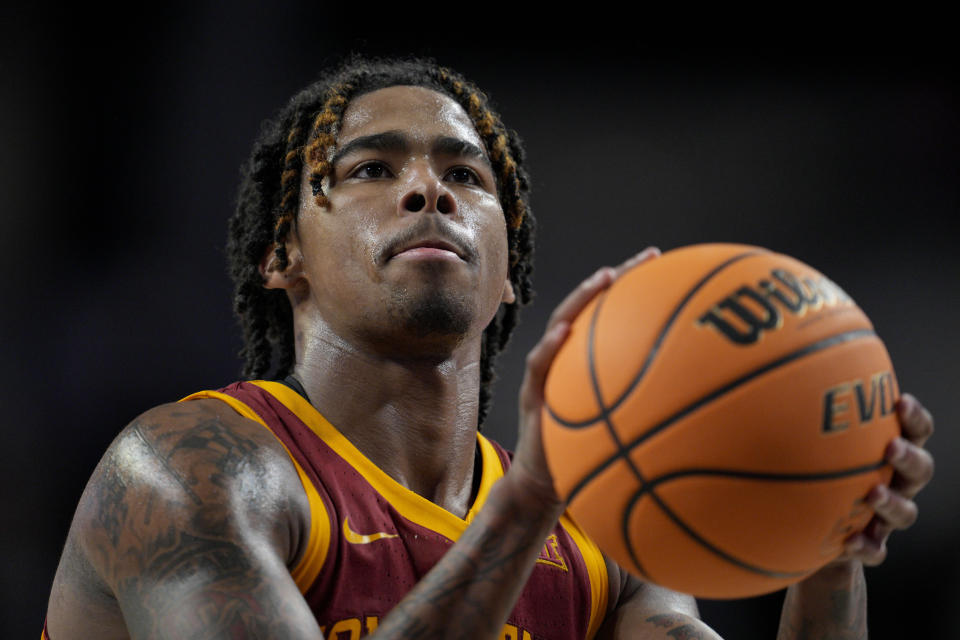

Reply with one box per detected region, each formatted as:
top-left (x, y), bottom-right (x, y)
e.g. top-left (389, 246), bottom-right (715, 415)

top-left (228, 55), bottom-right (535, 425)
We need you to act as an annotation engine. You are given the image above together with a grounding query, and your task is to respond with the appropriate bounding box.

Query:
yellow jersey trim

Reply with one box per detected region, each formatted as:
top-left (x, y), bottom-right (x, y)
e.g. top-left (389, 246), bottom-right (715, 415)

top-left (179, 389), bottom-right (330, 594)
top-left (559, 513), bottom-right (609, 640)
top-left (249, 380), bottom-right (505, 542)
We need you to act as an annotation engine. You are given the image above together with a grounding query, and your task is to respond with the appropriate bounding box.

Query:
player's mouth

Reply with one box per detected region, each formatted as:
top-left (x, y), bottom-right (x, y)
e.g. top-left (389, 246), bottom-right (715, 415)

top-left (391, 238), bottom-right (467, 261)
top-left (382, 222), bottom-right (477, 264)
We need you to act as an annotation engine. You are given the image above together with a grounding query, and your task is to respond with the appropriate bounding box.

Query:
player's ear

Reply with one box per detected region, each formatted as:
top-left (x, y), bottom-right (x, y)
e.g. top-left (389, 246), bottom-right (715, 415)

top-left (501, 278), bottom-right (516, 304)
top-left (259, 239), bottom-right (304, 290)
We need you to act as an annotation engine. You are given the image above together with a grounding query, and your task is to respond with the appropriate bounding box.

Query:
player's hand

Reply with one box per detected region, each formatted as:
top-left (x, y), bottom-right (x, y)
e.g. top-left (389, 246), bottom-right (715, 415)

top-left (510, 247), bottom-right (661, 510)
top-left (839, 392), bottom-right (935, 565)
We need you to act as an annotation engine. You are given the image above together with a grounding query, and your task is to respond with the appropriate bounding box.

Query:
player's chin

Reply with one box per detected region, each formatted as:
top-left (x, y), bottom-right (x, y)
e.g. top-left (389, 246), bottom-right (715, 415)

top-left (387, 285), bottom-right (475, 339)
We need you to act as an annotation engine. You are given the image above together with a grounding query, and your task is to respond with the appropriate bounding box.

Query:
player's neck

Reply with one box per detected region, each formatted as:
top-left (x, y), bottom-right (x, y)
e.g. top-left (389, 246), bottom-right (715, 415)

top-left (292, 325), bottom-right (482, 518)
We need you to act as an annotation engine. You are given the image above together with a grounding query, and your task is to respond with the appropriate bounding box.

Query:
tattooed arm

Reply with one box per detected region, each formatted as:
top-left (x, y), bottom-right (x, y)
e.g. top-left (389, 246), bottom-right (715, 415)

top-left (777, 561), bottom-right (867, 640)
top-left (46, 398), bottom-right (323, 639)
top-left (596, 560), bottom-right (723, 640)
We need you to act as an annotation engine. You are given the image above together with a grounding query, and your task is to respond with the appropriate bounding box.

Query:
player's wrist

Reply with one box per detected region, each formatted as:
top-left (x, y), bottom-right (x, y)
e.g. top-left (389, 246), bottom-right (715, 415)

top-left (812, 557), bottom-right (863, 579)
top-left (793, 558), bottom-right (863, 593)
top-left (499, 460), bottom-right (566, 522)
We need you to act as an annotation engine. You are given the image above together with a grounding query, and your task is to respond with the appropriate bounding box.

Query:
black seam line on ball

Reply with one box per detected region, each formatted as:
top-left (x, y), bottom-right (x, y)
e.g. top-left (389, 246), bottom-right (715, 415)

top-left (545, 250), bottom-right (764, 428)
top-left (641, 460), bottom-right (889, 494)
top-left (585, 252), bottom-right (763, 577)
top-left (567, 328), bottom-right (878, 503)
top-left (622, 484), bottom-right (812, 581)
top-left (577, 248), bottom-right (765, 579)
top-left (586, 290), bottom-right (650, 578)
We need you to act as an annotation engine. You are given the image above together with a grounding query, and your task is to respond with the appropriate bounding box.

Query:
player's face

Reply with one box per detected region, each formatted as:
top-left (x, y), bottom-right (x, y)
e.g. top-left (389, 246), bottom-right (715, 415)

top-left (293, 85), bottom-right (514, 358)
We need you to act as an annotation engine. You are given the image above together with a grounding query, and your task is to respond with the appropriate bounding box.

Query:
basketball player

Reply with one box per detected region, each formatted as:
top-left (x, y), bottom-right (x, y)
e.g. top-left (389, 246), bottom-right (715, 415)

top-left (44, 57), bottom-right (934, 639)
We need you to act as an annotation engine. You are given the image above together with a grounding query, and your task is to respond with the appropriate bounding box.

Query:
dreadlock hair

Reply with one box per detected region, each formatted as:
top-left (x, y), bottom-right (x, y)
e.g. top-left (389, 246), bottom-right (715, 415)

top-left (227, 55), bottom-right (535, 426)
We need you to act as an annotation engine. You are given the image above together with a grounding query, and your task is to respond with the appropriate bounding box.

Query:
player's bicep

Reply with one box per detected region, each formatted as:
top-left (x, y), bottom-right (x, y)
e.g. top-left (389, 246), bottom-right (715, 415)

top-left (114, 522), bottom-right (321, 639)
top-left (598, 558), bottom-right (722, 640)
top-left (74, 400), bottom-right (322, 639)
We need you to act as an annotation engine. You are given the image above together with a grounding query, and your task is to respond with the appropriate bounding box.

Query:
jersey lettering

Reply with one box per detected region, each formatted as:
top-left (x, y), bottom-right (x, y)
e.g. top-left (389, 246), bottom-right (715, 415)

top-left (501, 623), bottom-right (534, 640)
top-left (324, 617), bottom-right (361, 640)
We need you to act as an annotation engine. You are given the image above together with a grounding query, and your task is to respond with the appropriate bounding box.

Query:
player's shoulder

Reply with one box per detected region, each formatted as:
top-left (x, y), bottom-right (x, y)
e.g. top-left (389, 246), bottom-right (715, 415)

top-left (105, 396), bottom-right (295, 483)
top-left (71, 395), bottom-right (308, 577)
top-left (49, 393), bottom-right (311, 634)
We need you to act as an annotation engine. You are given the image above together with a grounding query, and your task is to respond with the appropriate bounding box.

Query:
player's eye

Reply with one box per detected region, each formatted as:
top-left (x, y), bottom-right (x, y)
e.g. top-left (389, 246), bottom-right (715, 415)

top-left (445, 166), bottom-right (480, 185)
top-left (350, 161), bottom-right (393, 180)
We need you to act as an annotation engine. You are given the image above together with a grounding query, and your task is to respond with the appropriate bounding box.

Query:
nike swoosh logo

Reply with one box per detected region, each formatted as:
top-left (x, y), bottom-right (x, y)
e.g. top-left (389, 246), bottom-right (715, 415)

top-left (342, 517), bottom-right (400, 545)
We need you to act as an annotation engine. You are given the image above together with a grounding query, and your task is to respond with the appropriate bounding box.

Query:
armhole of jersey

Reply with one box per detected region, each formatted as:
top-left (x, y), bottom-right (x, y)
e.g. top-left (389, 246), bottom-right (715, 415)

top-left (559, 512), bottom-right (609, 640)
top-left (180, 390), bottom-right (331, 594)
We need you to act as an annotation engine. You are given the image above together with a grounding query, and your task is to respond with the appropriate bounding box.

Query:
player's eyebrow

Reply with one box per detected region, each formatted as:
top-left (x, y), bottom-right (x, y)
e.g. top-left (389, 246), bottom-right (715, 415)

top-left (330, 131), bottom-right (490, 168)
top-left (432, 136), bottom-right (490, 166)
top-left (331, 131), bottom-right (409, 167)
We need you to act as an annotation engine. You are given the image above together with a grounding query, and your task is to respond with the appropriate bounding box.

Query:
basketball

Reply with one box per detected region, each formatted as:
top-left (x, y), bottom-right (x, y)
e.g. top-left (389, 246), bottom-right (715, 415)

top-left (542, 243), bottom-right (900, 599)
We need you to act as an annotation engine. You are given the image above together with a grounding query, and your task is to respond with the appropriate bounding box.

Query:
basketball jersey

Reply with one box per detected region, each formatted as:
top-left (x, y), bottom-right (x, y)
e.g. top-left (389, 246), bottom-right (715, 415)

top-left (179, 380), bottom-right (610, 640)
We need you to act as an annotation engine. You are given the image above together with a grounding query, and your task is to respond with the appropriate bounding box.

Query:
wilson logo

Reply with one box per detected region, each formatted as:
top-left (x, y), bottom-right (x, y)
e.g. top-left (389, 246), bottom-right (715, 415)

top-left (698, 268), bottom-right (852, 345)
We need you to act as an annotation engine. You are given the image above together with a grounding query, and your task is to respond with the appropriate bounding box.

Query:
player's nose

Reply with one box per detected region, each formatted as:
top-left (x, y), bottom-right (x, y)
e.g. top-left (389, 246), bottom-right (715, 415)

top-left (399, 164), bottom-right (455, 216)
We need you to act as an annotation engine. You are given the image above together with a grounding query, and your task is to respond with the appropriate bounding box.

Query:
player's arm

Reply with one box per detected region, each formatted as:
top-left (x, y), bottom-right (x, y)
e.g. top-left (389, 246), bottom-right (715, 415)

top-left (776, 393), bottom-right (934, 639)
top-left (596, 557), bottom-right (723, 640)
top-left (53, 398), bottom-right (324, 640)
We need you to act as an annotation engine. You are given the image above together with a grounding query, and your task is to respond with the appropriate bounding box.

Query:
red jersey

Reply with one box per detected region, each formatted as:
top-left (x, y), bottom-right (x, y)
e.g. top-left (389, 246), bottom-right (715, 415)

top-left (179, 380), bottom-right (610, 640)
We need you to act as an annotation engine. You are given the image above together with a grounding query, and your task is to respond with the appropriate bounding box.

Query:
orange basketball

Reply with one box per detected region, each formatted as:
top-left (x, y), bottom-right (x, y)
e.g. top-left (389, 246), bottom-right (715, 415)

top-left (542, 243), bottom-right (899, 599)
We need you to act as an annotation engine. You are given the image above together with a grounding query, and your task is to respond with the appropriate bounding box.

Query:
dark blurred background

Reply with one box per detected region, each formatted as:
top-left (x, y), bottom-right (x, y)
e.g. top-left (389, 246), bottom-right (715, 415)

top-left (3, 4), bottom-right (957, 637)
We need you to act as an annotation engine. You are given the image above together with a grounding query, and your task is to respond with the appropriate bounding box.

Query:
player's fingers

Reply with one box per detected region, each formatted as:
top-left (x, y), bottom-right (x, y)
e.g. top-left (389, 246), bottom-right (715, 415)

top-left (546, 267), bottom-right (616, 332)
top-left (612, 246), bottom-right (661, 279)
top-left (862, 516), bottom-right (892, 548)
top-left (866, 484), bottom-right (919, 530)
top-left (843, 531), bottom-right (888, 567)
top-left (887, 437), bottom-right (935, 499)
top-left (897, 393), bottom-right (934, 447)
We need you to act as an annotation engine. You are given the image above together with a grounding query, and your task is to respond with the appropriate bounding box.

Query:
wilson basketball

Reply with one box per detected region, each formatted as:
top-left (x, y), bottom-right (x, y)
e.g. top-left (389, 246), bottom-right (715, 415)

top-left (542, 243), bottom-right (899, 599)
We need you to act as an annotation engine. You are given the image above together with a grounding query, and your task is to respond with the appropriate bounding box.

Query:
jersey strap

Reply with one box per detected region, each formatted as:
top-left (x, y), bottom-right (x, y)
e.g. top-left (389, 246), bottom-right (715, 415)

top-left (559, 513), bottom-right (609, 639)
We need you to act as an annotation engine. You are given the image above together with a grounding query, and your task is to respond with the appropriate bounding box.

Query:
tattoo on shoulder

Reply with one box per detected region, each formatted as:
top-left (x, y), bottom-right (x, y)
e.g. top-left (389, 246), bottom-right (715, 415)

top-left (646, 613), bottom-right (687, 628)
top-left (85, 405), bottom-right (273, 573)
top-left (140, 405), bottom-right (267, 483)
top-left (666, 625), bottom-right (705, 640)
top-left (93, 455), bottom-right (129, 548)
top-left (79, 405), bottom-right (302, 637)
top-left (645, 614), bottom-right (704, 639)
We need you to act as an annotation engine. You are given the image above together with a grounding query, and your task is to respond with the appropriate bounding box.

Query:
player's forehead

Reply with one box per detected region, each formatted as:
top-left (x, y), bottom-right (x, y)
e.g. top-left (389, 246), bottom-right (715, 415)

top-left (336, 85), bottom-right (483, 151)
